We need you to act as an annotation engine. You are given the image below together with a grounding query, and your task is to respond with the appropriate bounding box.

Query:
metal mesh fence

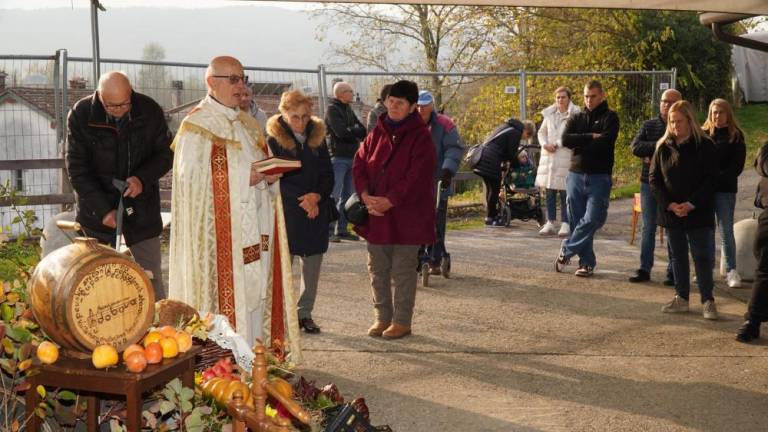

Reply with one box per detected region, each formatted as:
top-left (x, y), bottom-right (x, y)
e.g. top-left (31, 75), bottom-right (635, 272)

top-left (0, 55), bottom-right (62, 235)
top-left (0, 51), bottom-right (674, 234)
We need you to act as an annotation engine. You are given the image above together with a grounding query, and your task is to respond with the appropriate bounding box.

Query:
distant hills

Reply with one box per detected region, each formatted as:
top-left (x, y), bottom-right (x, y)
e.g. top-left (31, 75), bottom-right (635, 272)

top-left (0, 5), bottom-right (347, 68)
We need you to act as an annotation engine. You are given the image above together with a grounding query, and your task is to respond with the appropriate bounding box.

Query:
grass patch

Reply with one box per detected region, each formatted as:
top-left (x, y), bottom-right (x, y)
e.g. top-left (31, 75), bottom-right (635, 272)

top-left (736, 103), bottom-right (768, 161)
top-left (447, 217), bottom-right (485, 231)
top-left (610, 182), bottom-right (640, 200)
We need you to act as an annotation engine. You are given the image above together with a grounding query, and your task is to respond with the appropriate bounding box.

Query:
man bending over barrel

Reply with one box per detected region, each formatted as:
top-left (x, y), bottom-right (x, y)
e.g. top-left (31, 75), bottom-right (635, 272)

top-left (168, 56), bottom-right (301, 362)
top-left (65, 71), bottom-right (173, 300)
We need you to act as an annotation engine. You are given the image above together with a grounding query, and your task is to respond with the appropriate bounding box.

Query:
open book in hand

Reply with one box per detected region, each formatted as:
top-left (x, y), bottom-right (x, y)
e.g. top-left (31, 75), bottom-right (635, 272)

top-left (252, 157), bottom-right (301, 175)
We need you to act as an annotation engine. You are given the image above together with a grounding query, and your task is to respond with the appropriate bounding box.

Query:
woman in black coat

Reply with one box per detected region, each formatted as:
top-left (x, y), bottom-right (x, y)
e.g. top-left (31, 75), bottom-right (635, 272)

top-left (649, 100), bottom-right (719, 320)
top-left (473, 118), bottom-right (535, 226)
top-left (266, 90), bottom-right (334, 334)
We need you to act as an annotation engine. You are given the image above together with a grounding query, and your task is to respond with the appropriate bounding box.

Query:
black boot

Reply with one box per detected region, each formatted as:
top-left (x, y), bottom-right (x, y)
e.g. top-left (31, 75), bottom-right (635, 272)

top-left (736, 320), bottom-right (761, 343)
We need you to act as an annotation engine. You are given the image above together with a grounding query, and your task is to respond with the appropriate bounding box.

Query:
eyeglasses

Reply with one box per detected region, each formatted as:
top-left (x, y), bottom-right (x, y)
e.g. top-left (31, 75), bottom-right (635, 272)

top-left (211, 74), bottom-right (249, 85)
top-left (103, 101), bottom-right (131, 111)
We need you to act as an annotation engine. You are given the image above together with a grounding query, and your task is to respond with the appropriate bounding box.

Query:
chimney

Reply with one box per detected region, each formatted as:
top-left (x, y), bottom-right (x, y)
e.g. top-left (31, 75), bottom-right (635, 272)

top-left (69, 77), bottom-right (87, 89)
top-left (171, 80), bottom-right (184, 108)
top-left (0, 71), bottom-right (7, 90)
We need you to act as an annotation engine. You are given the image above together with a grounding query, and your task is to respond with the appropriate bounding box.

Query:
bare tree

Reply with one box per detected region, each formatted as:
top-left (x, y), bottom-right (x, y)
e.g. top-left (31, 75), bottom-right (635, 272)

top-left (313, 4), bottom-right (497, 108)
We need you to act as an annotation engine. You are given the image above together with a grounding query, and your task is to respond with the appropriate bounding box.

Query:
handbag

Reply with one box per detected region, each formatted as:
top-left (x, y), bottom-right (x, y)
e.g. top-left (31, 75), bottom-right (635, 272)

top-left (464, 143), bottom-right (485, 169)
top-left (344, 136), bottom-right (404, 226)
top-left (344, 193), bottom-right (368, 225)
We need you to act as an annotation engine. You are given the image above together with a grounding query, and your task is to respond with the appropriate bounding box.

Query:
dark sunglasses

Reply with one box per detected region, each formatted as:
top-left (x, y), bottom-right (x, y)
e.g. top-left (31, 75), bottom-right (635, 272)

top-left (212, 74), bottom-right (249, 85)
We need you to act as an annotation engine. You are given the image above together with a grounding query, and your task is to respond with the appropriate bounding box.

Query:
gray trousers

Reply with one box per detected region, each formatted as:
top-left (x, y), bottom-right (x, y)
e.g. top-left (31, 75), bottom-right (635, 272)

top-left (130, 236), bottom-right (166, 301)
top-left (366, 244), bottom-right (420, 326)
top-left (295, 253), bottom-right (324, 320)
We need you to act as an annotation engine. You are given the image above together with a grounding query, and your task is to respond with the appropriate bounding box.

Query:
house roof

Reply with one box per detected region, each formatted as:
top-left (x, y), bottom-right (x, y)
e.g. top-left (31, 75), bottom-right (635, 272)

top-left (167, 94), bottom-right (372, 122)
top-left (0, 87), bottom-right (93, 119)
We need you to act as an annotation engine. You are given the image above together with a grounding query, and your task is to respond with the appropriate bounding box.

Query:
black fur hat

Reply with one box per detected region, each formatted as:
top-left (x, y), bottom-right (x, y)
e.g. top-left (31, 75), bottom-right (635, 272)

top-left (388, 80), bottom-right (419, 104)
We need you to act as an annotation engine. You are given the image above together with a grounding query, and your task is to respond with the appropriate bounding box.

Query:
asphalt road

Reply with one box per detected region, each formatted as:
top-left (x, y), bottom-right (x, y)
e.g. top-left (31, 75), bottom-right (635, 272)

top-left (292, 171), bottom-right (767, 432)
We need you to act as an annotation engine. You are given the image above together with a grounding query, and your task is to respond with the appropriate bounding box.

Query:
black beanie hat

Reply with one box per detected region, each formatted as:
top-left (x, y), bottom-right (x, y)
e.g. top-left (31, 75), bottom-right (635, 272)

top-left (388, 80), bottom-right (419, 104)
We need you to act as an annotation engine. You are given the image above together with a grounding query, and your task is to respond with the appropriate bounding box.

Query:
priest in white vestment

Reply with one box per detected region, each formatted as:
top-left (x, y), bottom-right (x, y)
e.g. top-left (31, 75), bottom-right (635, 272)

top-left (169, 56), bottom-right (301, 362)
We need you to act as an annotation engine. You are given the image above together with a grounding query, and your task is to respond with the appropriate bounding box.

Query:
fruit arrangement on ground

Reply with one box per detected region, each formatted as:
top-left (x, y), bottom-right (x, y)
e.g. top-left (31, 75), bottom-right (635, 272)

top-left (91, 344), bottom-right (118, 369)
top-left (36, 340), bottom-right (59, 364)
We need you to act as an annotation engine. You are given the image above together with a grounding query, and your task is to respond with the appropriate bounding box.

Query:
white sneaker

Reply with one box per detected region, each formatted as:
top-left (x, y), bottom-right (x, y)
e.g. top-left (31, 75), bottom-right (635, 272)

top-left (726, 269), bottom-right (742, 288)
top-left (661, 295), bottom-right (689, 313)
top-left (702, 300), bottom-right (719, 320)
top-left (539, 221), bottom-right (557, 236)
top-left (558, 222), bottom-right (570, 238)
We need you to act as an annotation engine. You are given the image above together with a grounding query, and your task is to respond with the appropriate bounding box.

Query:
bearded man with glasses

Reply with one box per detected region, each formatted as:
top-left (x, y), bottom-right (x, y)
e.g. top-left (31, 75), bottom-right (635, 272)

top-left (168, 56), bottom-right (301, 362)
top-left (65, 71), bottom-right (173, 301)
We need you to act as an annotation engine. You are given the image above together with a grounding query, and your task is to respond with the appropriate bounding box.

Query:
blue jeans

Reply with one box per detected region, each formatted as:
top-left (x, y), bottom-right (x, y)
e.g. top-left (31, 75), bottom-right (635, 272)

top-left (562, 173), bottom-right (612, 268)
top-left (639, 182), bottom-right (675, 280)
top-left (545, 189), bottom-right (568, 223)
top-left (331, 157), bottom-right (355, 235)
top-left (714, 192), bottom-right (737, 272)
top-left (667, 226), bottom-right (715, 303)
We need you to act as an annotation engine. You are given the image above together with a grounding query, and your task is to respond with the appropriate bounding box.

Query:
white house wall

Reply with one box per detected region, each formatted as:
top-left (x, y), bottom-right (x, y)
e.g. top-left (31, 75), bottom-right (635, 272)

top-left (0, 101), bottom-right (60, 236)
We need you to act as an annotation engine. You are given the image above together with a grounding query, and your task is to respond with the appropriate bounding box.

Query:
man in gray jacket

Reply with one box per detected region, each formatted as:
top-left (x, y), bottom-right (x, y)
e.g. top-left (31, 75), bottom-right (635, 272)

top-left (416, 90), bottom-right (464, 273)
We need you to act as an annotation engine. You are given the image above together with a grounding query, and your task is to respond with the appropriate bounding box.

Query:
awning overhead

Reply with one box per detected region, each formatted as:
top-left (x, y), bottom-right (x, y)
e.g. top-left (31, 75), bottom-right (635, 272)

top-left (257, 0), bottom-right (768, 15)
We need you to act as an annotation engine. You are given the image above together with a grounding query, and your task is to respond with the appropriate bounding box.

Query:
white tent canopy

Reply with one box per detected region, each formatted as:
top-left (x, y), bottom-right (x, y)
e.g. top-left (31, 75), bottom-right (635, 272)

top-left (733, 32), bottom-right (768, 102)
top-left (264, 0), bottom-right (768, 14)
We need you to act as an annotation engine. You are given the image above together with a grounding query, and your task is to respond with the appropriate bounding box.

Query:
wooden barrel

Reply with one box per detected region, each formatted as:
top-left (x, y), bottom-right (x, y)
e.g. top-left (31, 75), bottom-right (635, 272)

top-left (28, 237), bottom-right (155, 354)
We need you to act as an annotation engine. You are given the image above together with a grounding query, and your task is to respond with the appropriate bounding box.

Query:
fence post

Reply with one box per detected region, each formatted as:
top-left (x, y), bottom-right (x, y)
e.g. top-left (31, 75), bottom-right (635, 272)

top-left (671, 67), bottom-right (677, 90)
top-left (58, 49), bottom-right (73, 210)
top-left (651, 69), bottom-right (657, 107)
top-left (317, 64), bottom-right (327, 118)
top-left (53, 52), bottom-right (63, 147)
top-left (518, 69), bottom-right (527, 120)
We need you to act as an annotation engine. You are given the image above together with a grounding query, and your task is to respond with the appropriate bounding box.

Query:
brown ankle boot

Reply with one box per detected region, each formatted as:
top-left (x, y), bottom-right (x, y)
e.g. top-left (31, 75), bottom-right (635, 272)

top-left (367, 321), bottom-right (390, 337)
top-left (382, 323), bottom-right (411, 339)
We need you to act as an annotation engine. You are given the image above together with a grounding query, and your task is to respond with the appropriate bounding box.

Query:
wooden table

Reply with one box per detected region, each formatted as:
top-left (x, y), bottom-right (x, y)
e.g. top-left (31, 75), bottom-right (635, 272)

top-left (25, 345), bottom-right (201, 431)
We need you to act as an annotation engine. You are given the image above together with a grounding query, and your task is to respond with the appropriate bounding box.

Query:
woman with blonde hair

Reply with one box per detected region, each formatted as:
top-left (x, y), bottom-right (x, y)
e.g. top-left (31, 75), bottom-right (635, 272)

top-left (702, 98), bottom-right (747, 288)
top-left (266, 90), bottom-right (334, 334)
top-left (649, 100), bottom-right (719, 319)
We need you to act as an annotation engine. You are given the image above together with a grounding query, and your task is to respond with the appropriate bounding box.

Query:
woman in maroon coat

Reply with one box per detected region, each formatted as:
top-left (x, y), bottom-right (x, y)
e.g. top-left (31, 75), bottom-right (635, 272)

top-left (353, 80), bottom-right (436, 339)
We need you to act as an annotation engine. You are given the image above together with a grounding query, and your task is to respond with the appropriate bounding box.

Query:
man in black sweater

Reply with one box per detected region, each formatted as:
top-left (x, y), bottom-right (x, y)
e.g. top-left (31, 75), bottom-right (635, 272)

top-left (325, 81), bottom-right (367, 242)
top-left (555, 80), bottom-right (619, 277)
top-left (628, 89), bottom-right (681, 284)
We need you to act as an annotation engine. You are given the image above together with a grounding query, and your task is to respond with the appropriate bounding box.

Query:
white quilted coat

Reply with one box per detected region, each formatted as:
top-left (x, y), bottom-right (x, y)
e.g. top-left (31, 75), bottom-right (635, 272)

top-left (535, 102), bottom-right (581, 190)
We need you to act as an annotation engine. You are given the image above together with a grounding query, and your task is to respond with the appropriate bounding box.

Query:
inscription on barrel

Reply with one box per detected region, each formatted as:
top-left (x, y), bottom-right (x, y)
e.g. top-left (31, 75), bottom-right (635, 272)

top-left (71, 263), bottom-right (149, 348)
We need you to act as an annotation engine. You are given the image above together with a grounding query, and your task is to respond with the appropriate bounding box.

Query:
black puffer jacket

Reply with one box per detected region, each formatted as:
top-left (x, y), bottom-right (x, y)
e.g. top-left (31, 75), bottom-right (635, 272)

top-left (65, 91), bottom-right (173, 246)
top-left (711, 127), bottom-right (746, 193)
top-left (324, 98), bottom-right (367, 158)
top-left (472, 118), bottom-right (525, 181)
top-left (267, 115), bottom-right (334, 257)
top-left (649, 135), bottom-right (717, 229)
top-left (630, 116), bottom-right (666, 183)
top-left (562, 100), bottom-right (620, 174)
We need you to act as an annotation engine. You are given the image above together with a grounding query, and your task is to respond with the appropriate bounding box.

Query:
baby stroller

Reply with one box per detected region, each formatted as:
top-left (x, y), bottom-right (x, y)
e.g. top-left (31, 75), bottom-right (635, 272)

top-left (419, 180), bottom-right (451, 288)
top-left (496, 145), bottom-right (545, 227)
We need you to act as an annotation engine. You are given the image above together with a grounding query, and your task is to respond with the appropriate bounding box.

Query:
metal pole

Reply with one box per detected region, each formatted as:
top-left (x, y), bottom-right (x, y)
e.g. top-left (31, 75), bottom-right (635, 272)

top-left (519, 70), bottom-right (527, 120)
top-left (317, 64), bottom-right (327, 119)
top-left (53, 52), bottom-right (62, 146)
top-left (651, 69), bottom-right (657, 114)
top-left (58, 49), bottom-right (73, 209)
top-left (671, 67), bottom-right (677, 89)
top-left (90, 0), bottom-right (103, 88)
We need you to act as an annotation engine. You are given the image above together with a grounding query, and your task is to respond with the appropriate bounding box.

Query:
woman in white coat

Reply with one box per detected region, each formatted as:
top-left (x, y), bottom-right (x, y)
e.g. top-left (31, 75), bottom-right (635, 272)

top-left (535, 87), bottom-right (581, 237)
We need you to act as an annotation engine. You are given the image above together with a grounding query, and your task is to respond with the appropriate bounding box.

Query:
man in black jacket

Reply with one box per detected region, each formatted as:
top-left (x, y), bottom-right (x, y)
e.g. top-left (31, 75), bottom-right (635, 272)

top-left (65, 71), bottom-right (173, 299)
top-left (325, 81), bottom-right (367, 242)
top-left (555, 80), bottom-right (619, 277)
top-left (628, 89), bottom-right (681, 284)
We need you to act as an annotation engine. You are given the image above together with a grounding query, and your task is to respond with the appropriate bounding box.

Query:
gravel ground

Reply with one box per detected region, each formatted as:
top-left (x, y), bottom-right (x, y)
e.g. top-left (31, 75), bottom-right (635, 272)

top-left (158, 171), bottom-right (767, 432)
